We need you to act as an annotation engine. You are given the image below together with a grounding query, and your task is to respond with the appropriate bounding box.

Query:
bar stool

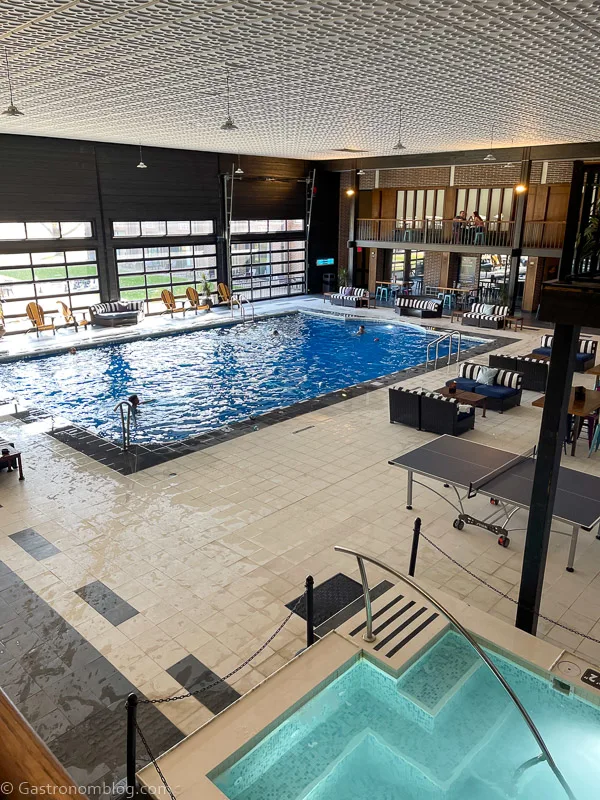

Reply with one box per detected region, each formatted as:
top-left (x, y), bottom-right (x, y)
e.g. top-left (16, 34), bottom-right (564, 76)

top-left (443, 293), bottom-right (454, 310)
top-left (375, 286), bottom-right (389, 303)
top-left (389, 285), bottom-right (400, 302)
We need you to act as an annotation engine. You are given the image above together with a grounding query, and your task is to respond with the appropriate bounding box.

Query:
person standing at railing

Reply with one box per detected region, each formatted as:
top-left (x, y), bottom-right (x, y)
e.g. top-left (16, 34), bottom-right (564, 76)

top-left (452, 210), bottom-right (467, 243)
top-left (467, 211), bottom-right (485, 244)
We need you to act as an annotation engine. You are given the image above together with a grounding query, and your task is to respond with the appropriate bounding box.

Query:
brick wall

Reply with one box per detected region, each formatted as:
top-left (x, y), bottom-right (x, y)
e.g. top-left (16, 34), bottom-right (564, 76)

top-left (377, 166), bottom-right (451, 188)
top-left (454, 163), bottom-right (522, 187)
top-left (423, 252), bottom-right (443, 288)
top-left (546, 161), bottom-right (573, 184)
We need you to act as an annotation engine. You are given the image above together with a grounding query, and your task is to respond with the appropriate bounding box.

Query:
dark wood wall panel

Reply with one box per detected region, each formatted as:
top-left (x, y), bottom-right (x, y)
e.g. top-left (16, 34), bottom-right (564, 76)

top-left (220, 153), bottom-right (309, 220)
top-left (96, 144), bottom-right (221, 223)
top-left (0, 135), bottom-right (100, 221)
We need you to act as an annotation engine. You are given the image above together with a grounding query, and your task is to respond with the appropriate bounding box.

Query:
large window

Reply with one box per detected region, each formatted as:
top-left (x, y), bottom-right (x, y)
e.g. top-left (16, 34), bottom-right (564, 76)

top-left (230, 219), bottom-right (304, 234)
top-left (0, 249), bottom-right (100, 330)
top-left (396, 191), bottom-right (445, 222)
top-left (391, 250), bottom-right (424, 283)
top-left (0, 221), bottom-right (93, 240)
top-left (116, 243), bottom-right (217, 312)
top-left (112, 220), bottom-right (214, 238)
top-left (231, 240), bottom-right (306, 299)
top-left (455, 188), bottom-right (514, 221)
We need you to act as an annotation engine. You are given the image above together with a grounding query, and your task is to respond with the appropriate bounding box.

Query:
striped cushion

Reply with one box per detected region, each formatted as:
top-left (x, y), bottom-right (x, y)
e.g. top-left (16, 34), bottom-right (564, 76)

top-left (496, 369), bottom-right (522, 389)
top-left (396, 298), bottom-right (440, 310)
top-left (579, 338), bottom-right (597, 354)
top-left (91, 301), bottom-right (143, 314)
top-left (470, 303), bottom-right (488, 314)
top-left (495, 305), bottom-right (509, 317)
top-left (465, 312), bottom-right (504, 321)
top-left (541, 334), bottom-right (554, 349)
top-left (459, 362), bottom-right (481, 380)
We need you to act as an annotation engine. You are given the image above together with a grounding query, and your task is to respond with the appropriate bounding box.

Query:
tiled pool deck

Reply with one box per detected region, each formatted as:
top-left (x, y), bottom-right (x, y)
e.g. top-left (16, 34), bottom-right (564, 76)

top-left (1, 295), bottom-right (600, 792)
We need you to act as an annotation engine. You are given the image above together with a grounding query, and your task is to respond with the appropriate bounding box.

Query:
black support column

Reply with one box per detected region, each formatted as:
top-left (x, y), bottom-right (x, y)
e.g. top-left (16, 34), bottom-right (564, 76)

top-left (516, 323), bottom-right (580, 634)
top-left (507, 150), bottom-right (531, 315)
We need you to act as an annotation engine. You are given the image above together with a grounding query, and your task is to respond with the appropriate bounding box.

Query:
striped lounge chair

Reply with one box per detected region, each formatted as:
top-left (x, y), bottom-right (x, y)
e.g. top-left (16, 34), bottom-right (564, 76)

top-left (328, 287), bottom-right (370, 308)
top-left (462, 303), bottom-right (509, 329)
top-left (395, 297), bottom-right (443, 319)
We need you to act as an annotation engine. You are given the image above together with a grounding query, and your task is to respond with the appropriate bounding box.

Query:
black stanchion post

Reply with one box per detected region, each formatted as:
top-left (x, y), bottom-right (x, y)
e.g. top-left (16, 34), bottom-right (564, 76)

top-left (306, 575), bottom-right (315, 647)
top-left (126, 692), bottom-right (138, 797)
top-left (409, 517), bottom-right (421, 577)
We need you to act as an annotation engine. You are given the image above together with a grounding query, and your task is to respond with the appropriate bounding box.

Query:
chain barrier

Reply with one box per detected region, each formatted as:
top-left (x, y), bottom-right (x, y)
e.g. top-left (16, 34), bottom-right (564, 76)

top-left (418, 530), bottom-right (600, 645)
top-left (139, 599), bottom-right (300, 706)
top-left (129, 594), bottom-right (306, 799)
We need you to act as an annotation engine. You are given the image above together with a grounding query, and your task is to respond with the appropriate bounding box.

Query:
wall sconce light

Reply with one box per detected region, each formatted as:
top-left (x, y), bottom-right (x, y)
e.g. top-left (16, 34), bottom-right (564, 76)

top-left (345, 188), bottom-right (356, 197)
top-left (515, 184), bottom-right (527, 194)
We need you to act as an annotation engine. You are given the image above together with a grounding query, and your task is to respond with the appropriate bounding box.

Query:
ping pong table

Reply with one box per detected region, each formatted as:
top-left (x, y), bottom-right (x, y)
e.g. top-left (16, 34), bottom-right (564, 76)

top-left (389, 435), bottom-right (600, 572)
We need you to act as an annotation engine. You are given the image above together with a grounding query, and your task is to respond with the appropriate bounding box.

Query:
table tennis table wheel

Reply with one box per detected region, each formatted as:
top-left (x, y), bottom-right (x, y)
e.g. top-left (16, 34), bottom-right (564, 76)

top-left (498, 535), bottom-right (510, 548)
top-left (453, 518), bottom-right (465, 531)
top-left (490, 498), bottom-right (499, 506)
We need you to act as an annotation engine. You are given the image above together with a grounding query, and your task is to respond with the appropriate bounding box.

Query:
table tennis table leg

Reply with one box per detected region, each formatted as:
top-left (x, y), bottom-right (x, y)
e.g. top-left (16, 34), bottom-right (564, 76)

top-left (566, 525), bottom-right (579, 573)
top-left (406, 470), bottom-right (413, 510)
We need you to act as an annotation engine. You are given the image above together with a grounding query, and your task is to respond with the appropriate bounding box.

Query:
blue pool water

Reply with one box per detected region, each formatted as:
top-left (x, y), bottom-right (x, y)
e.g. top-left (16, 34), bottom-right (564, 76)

top-left (212, 632), bottom-right (600, 800)
top-left (1, 313), bottom-right (482, 443)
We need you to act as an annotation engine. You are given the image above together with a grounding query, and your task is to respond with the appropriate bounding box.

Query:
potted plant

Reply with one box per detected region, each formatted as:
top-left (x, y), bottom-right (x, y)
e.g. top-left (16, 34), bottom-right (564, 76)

top-left (448, 380), bottom-right (457, 395)
top-left (338, 265), bottom-right (349, 290)
top-left (199, 273), bottom-right (213, 309)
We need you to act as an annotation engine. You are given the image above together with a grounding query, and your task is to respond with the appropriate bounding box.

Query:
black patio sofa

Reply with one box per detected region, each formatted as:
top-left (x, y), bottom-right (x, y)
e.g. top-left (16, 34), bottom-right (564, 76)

top-left (446, 362), bottom-right (523, 413)
top-left (395, 296), bottom-right (443, 319)
top-left (90, 300), bottom-right (145, 327)
top-left (389, 386), bottom-right (475, 436)
top-left (489, 354), bottom-right (548, 393)
top-left (531, 334), bottom-right (596, 373)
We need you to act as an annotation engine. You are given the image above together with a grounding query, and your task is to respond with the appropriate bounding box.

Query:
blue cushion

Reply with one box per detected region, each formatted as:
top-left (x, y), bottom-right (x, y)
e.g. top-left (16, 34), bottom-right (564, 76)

top-left (532, 347), bottom-right (551, 357)
top-left (457, 411), bottom-right (472, 421)
top-left (474, 383), bottom-right (518, 399)
top-left (575, 352), bottom-right (591, 362)
top-left (449, 377), bottom-right (478, 391)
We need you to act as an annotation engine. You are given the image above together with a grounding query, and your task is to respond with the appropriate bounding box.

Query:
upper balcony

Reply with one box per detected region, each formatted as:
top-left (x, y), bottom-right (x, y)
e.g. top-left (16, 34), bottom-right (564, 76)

top-left (356, 218), bottom-right (565, 257)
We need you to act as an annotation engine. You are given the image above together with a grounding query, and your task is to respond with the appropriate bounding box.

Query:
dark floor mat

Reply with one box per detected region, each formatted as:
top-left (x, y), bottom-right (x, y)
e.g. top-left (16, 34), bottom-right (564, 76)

top-left (314, 580), bottom-right (395, 637)
top-left (286, 572), bottom-right (363, 627)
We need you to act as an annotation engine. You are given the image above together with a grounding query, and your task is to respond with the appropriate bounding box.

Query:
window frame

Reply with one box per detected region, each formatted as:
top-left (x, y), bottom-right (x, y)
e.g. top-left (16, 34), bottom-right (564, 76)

top-left (111, 219), bottom-right (215, 238)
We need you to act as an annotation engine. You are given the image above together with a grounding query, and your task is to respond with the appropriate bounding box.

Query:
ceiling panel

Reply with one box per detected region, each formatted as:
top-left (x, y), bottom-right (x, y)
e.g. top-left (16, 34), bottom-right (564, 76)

top-left (0, 0), bottom-right (598, 158)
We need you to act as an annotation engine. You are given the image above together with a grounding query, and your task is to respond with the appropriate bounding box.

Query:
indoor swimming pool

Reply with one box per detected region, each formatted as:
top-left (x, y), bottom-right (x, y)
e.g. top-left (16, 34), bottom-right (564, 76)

top-left (1, 312), bottom-right (483, 443)
top-left (211, 631), bottom-right (600, 800)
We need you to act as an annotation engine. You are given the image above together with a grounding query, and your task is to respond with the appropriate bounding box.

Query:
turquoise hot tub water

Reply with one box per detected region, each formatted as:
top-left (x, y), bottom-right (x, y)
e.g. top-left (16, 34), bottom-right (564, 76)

top-left (211, 632), bottom-right (600, 800)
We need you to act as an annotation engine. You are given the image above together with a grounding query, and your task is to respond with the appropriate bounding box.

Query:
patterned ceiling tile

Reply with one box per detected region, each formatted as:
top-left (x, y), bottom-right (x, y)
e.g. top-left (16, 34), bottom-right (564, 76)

top-left (0, 0), bottom-right (598, 158)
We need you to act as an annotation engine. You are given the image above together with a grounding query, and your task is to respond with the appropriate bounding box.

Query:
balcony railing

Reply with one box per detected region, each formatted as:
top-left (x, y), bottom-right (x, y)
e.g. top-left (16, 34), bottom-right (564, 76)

top-left (356, 218), bottom-right (565, 251)
top-left (522, 221), bottom-right (566, 250)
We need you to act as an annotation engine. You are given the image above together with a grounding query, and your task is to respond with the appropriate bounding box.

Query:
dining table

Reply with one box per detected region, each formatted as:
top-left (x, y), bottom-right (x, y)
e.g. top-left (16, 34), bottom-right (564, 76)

top-left (532, 388), bottom-right (600, 456)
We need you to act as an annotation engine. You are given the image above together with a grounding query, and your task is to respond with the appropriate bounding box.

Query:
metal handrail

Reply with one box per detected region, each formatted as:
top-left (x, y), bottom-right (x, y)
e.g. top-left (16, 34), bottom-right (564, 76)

top-left (333, 546), bottom-right (576, 800)
top-left (113, 400), bottom-right (133, 452)
top-left (426, 331), bottom-right (461, 369)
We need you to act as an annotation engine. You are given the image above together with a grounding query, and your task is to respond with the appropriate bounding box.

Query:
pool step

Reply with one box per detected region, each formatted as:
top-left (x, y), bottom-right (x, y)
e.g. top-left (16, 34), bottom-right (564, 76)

top-left (299, 729), bottom-right (444, 800)
top-left (397, 630), bottom-right (482, 716)
top-left (337, 584), bottom-right (449, 675)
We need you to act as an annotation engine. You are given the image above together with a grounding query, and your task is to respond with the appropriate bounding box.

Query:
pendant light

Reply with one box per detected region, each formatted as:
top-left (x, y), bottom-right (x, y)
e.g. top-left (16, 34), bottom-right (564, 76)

top-left (235, 154), bottom-right (244, 175)
top-left (392, 108), bottom-right (406, 150)
top-left (2, 47), bottom-right (24, 117)
top-left (483, 124), bottom-right (496, 161)
top-left (136, 144), bottom-right (147, 169)
top-left (221, 70), bottom-right (238, 131)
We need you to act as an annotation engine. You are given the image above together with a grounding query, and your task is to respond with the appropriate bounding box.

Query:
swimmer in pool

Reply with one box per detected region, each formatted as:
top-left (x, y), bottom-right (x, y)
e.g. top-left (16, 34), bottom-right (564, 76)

top-left (374, 337), bottom-right (379, 342)
top-left (357, 325), bottom-right (366, 335)
top-left (272, 330), bottom-right (280, 336)
top-left (69, 347), bottom-right (77, 355)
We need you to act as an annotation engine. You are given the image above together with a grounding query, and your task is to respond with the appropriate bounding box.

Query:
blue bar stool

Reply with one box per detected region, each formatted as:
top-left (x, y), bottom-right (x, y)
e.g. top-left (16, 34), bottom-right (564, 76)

top-left (375, 286), bottom-right (389, 303)
top-left (443, 293), bottom-right (454, 310)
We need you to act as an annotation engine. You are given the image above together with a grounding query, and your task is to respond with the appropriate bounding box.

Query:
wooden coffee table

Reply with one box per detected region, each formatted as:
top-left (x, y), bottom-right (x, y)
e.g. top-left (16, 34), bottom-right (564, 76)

top-left (436, 386), bottom-right (487, 417)
top-left (524, 352), bottom-right (549, 362)
top-left (504, 316), bottom-right (524, 332)
top-left (586, 363), bottom-right (600, 390)
top-left (532, 388), bottom-right (600, 456)
top-left (0, 441), bottom-right (24, 480)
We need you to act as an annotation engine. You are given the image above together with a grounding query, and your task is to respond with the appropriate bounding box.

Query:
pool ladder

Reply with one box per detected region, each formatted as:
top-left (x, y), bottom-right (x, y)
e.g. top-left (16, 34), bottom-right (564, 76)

top-left (230, 294), bottom-right (255, 323)
top-left (114, 400), bottom-right (133, 452)
top-left (426, 331), bottom-right (462, 370)
top-left (334, 546), bottom-right (576, 800)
